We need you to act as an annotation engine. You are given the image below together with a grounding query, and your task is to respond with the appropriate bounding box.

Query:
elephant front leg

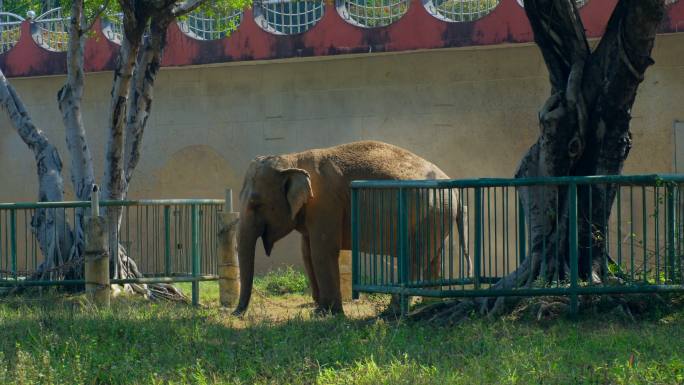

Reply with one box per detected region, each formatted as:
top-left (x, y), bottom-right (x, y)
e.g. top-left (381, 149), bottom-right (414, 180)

top-left (301, 235), bottom-right (320, 306)
top-left (309, 234), bottom-right (344, 315)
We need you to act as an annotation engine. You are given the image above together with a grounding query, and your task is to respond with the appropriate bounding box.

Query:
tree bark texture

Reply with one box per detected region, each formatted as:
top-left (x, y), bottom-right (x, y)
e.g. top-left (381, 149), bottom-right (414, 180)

top-left (0, 69), bottom-right (73, 280)
top-left (102, 5), bottom-right (145, 278)
top-left (100, 3), bottom-right (188, 300)
top-left (411, 0), bottom-right (668, 321)
top-left (104, 7), bottom-right (176, 284)
top-left (56, 0), bottom-right (96, 278)
top-left (124, 17), bottom-right (171, 193)
top-left (508, 0), bottom-right (666, 292)
top-left (1, 1), bottom-right (203, 301)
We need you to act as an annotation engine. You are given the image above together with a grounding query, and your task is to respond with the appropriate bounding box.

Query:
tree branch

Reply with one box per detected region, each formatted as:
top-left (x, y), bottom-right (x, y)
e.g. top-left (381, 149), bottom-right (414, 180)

top-left (59, 0), bottom-right (95, 202)
top-left (123, 16), bottom-right (170, 192)
top-left (173, 0), bottom-right (206, 17)
top-left (1, 68), bottom-right (74, 276)
top-left (102, 7), bottom-right (146, 203)
top-left (84, 0), bottom-right (113, 32)
top-left (523, 0), bottom-right (590, 93)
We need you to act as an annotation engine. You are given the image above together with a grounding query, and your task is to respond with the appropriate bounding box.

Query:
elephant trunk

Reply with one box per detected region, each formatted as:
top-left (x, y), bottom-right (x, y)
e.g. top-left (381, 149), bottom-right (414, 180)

top-left (233, 225), bottom-right (257, 315)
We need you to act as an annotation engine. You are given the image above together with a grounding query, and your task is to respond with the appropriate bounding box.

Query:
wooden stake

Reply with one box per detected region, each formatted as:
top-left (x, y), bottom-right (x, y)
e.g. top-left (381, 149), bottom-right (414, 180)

top-left (85, 185), bottom-right (110, 307)
top-left (85, 218), bottom-right (110, 306)
top-left (218, 189), bottom-right (240, 308)
top-left (339, 250), bottom-right (352, 301)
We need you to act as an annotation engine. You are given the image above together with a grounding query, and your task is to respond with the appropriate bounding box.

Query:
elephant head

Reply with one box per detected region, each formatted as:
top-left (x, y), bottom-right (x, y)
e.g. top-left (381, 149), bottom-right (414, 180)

top-left (233, 157), bottom-right (313, 315)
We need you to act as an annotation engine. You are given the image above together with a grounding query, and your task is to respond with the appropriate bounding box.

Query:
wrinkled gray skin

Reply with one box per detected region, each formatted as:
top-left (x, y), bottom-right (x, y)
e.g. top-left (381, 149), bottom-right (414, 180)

top-left (234, 141), bottom-right (467, 315)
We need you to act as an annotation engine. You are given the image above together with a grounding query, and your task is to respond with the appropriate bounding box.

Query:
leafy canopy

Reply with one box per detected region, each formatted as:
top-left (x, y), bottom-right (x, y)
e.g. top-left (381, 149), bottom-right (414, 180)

top-left (0, 0), bottom-right (251, 28)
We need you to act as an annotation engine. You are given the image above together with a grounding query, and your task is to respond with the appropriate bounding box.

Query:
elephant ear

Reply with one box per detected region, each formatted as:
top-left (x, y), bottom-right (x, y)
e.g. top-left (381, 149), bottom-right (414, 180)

top-left (282, 168), bottom-right (314, 220)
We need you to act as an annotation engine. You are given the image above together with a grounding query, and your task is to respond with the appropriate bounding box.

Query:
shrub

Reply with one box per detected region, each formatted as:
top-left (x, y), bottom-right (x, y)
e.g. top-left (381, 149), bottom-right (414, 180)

top-left (255, 266), bottom-right (309, 295)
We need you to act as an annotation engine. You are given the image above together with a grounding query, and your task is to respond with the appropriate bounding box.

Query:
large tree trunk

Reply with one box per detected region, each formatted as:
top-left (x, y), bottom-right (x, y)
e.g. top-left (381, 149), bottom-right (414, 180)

top-left (102, 6), bottom-right (145, 281)
top-left (56, 0), bottom-right (96, 279)
top-left (0, 1), bottom-right (204, 302)
top-left (512, 0), bottom-right (665, 289)
top-left (101, 8), bottom-right (184, 300)
top-left (0, 69), bottom-right (73, 280)
top-left (59, 0), bottom-right (95, 202)
top-left (123, 17), bottom-right (171, 194)
top-left (414, 0), bottom-right (667, 321)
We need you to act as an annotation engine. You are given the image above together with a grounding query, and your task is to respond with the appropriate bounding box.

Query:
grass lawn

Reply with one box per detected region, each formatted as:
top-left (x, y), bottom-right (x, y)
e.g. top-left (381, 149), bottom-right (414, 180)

top-left (0, 270), bottom-right (683, 384)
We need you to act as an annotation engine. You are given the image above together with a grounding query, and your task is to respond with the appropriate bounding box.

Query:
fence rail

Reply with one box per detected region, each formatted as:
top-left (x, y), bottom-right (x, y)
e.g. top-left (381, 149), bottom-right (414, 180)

top-left (351, 174), bottom-right (684, 315)
top-left (0, 199), bottom-right (225, 304)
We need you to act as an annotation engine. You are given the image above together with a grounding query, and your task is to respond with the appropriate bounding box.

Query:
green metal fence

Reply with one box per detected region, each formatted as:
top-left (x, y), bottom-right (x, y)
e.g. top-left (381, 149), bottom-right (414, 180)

top-left (351, 175), bottom-right (684, 315)
top-left (0, 199), bottom-right (224, 304)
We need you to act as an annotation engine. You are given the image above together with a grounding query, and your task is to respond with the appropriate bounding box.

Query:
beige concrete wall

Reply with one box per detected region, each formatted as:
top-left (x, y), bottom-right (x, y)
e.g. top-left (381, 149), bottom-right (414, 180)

top-left (1, 33), bottom-right (682, 273)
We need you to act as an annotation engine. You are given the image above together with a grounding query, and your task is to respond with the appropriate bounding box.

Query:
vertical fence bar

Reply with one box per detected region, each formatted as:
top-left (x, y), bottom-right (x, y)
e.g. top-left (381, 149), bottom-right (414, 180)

top-left (199, 208), bottom-right (205, 275)
top-left (643, 186), bottom-right (648, 282)
top-left (351, 187), bottom-right (360, 300)
top-left (667, 184), bottom-right (675, 282)
top-left (449, 189), bottom-right (454, 282)
top-left (569, 183), bottom-right (579, 315)
top-left (398, 187), bottom-right (409, 316)
top-left (164, 205), bottom-right (171, 277)
top-left (630, 186), bottom-right (635, 280)
top-left (655, 187), bottom-right (660, 283)
top-left (191, 204), bottom-right (200, 306)
top-left (370, 190), bottom-right (376, 286)
top-left (617, 188), bottom-right (622, 268)
top-left (474, 187), bottom-right (482, 289)
top-left (680, 184), bottom-right (684, 281)
top-left (518, 195), bottom-right (526, 265)
top-left (1, 210), bottom-right (4, 280)
top-left (380, 189), bottom-right (385, 286)
top-left (10, 209), bottom-right (16, 279)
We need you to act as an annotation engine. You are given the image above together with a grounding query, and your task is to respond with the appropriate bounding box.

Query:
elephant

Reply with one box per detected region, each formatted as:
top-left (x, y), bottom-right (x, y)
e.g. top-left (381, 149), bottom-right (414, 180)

top-left (234, 141), bottom-right (469, 315)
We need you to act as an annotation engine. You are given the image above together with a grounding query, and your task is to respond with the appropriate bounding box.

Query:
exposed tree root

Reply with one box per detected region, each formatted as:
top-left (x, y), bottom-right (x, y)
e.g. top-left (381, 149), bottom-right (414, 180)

top-left (408, 287), bottom-right (681, 325)
top-left (11, 244), bottom-right (188, 303)
top-left (112, 245), bottom-right (188, 302)
top-left (410, 0), bottom-right (665, 327)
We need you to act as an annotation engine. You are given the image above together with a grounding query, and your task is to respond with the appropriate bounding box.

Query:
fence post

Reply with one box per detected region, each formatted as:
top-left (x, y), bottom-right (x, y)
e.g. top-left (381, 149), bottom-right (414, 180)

top-left (473, 187), bottom-right (482, 289)
top-left (398, 187), bottom-right (409, 316)
top-left (518, 198), bottom-right (526, 265)
top-left (666, 184), bottom-right (675, 282)
top-left (217, 189), bottom-right (240, 308)
top-left (85, 185), bottom-right (110, 307)
top-left (351, 188), bottom-right (360, 300)
top-left (462, 204), bottom-right (469, 277)
top-left (191, 204), bottom-right (200, 306)
top-left (569, 183), bottom-right (579, 316)
top-left (10, 209), bottom-right (16, 279)
top-left (164, 205), bottom-right (171, 277)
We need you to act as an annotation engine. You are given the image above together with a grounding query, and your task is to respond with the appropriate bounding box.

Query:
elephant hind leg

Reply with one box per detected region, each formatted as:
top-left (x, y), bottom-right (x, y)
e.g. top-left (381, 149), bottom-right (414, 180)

top-left (301, 235), bottom-right (320, 306)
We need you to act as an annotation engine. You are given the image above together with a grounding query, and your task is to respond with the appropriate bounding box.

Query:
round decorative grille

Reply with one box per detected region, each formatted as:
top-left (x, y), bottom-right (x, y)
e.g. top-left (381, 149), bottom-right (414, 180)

top-left (0, 12), bottom-right (24, 54)
top-left (424, 0), bottom-right (500, 23)
top-left (31, 7), bottom-right (68, 52)
top-left (254, 0), bottom-right (325, 35)
top-left (337, 0), bottom-right (410, 28)
top-left (178, 9), bottom-right (243, 41)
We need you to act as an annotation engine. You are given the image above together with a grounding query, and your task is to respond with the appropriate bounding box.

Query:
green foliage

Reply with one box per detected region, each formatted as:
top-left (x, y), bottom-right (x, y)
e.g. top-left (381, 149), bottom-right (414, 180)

top-left (346, 0), bottom-right (408, 27)
top-left (435, 0), bottom-right (499, 21)
top-left (0, 0), bottom-right (252, 46)
top-left (0, 286), bottom-right (682, 385)
top-left (0, 0), bottom-right (36, 16)
top-left (195, 0), bottom-right (252, 16)
top-left (254, 266), bottom-right (309, 295)
top-left (0, 0), bottom-right (252, 26)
